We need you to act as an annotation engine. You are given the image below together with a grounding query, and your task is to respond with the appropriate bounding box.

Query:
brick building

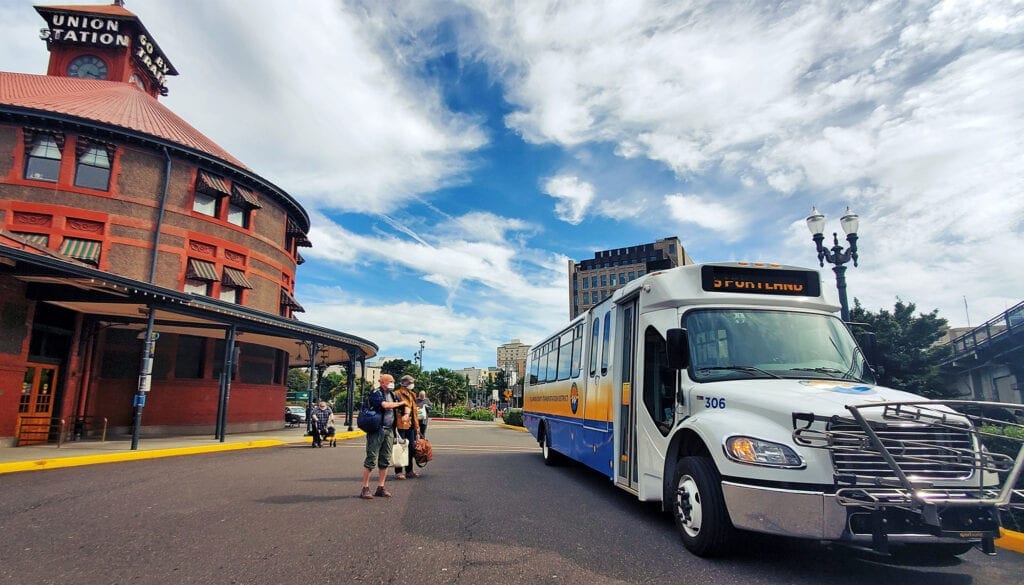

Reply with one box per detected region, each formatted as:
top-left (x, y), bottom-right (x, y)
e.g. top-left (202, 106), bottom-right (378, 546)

top-left (0, 2), bottom-right (377, 446)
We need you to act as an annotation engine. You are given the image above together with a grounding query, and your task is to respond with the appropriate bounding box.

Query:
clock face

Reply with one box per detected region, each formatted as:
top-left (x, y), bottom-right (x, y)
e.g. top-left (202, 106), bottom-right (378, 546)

top-left (66, 55), bottom-right (108, 80)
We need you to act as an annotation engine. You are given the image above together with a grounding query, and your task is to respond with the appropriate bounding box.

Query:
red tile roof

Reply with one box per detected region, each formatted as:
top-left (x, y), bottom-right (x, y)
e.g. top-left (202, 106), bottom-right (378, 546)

top-left (0, 72), bottom-right (245, 169)
top-left (37, 3), bottom-right (136, 18)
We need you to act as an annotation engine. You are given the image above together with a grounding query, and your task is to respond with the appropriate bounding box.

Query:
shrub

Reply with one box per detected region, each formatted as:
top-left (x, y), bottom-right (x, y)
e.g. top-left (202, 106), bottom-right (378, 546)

top-left (980, 424), bottom-right (1024, 531)
top-left (446, 406), bottom-right (468, 419)
top-left (468, 408), bottom-right (494, 421)
top-left (503, 408), bottom-right (524, 427)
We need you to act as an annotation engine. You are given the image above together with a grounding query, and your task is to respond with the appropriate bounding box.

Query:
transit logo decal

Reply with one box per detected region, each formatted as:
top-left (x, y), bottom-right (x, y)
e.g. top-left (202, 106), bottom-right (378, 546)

top-left (800, 380), bottom-right (875, 394)
top-left (570, 382), bottom-right (580, 414)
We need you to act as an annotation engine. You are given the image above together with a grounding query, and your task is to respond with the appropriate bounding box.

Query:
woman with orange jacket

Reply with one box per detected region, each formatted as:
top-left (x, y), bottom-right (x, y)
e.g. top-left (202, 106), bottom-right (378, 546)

top-left (393, 374), bottom-right (422, 479)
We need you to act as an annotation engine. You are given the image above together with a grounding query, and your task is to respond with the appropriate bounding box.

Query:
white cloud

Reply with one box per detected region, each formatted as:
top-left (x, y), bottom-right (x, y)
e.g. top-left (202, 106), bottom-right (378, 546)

top-left (664, 194), bottom-right (747, 242)
top-left (542, 174), bottom-right (595, 225)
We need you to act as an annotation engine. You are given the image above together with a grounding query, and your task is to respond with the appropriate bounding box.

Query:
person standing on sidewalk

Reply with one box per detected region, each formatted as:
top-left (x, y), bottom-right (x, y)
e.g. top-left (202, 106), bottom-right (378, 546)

top-left (393, 375), bottom-right (421, 479)
top-left (309, 400), bottom-right (334, 448)
top-left (416, 390), bottom-right (432, 438)
top-left (360, 374), bottom-right (403, 499)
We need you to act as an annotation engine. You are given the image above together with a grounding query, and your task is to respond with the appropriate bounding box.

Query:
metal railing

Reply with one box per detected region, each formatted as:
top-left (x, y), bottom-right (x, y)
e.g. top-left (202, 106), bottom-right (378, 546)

top-left (945, 301), bottom-right (1024, 363)
top-left (15, 415), bottom-right (107, 447)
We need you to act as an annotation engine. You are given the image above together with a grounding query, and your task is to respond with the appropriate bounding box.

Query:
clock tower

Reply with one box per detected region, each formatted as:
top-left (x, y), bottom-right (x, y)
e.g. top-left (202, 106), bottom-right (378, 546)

top-left (35, 1), bottom-right (178, 98)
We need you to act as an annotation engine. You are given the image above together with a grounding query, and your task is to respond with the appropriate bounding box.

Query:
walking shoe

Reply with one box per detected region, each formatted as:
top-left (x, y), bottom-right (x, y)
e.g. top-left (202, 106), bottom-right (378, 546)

top-left (409, 471), bottom-right (421, 478)
top-left (374, 486), bottom-right (392, 498)
top-left (395, 474), bottom-right (406, 480)
top-left (359, 487), bottom-right (373, 499)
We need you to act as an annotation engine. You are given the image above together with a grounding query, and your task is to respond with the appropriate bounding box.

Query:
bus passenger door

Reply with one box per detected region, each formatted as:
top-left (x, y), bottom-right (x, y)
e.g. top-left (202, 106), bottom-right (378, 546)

top-left (615, 300), bottom-right (639, 490)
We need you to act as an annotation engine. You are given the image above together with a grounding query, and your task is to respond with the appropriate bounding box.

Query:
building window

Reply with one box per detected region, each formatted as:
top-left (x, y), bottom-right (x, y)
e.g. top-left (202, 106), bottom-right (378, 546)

top-left (669, 244), bottom-right (676, 255)
top-left (24, 132), bottom-right (63, 182)
top-left (628, 271), bottom-right (635, 281)
top-left (74, 141), bottom-right (113, 190)
top-left (600, 274), bottom-right (607, 287)
top-left (609, 274), bottom-right (617, 286)
top-left (227, 202), bottom-right (247, 227)
top-left (220, 267), bottom-right (254, 304)
top-left (185, 258), bottom-right (219, 296)
top-left (227, 184), bottom-right (261, 228)
top-left (193, 191), bottom-right (218, 217)
top-left (619, 272), bottom-right (625, 283)
top-left (582, 277), bottom-right (588, 290)
top-left (193, 171), bottom-right (230, 217)
top-left (175, 335), bottom-right (206, 379)
top-left (59, 238), bottom-right (101, 266)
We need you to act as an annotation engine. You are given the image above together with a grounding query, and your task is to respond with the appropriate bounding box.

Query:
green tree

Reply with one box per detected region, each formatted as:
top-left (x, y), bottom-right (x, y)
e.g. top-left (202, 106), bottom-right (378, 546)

top-left (382, 358), bottom-right (413, 380)
top-left (849, 298), bottom-right (954, 398)
top-left (287, 368), bottom-right (309, 395)
top-left (429, 368), bottom-right (467, 411)
top-left (320, 371), bottom-right (344, 403)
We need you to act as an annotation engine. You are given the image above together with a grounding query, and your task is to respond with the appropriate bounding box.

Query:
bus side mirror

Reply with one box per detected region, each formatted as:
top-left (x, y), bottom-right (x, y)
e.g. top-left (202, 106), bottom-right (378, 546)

top-left (855, 331), bottom-right (884, 376)
top-left (666, 328), bottom-right (689, 370)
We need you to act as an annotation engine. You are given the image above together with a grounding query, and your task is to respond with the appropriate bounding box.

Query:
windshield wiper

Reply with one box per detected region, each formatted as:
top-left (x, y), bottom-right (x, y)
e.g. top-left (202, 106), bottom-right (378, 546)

top-left (698, 365), bottom-right (781, 379)
top-left (790, 367), bottom-right (859, 381)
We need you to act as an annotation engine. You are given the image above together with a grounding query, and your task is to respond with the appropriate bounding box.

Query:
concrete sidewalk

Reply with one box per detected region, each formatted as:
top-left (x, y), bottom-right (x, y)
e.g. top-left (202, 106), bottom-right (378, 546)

top-left (0, 425), bottom-right (363, 474)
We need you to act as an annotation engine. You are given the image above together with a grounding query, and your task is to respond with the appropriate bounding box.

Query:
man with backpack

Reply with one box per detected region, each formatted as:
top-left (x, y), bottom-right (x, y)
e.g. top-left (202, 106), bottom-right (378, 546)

top-left (359, 374), bottom-right (403, 499)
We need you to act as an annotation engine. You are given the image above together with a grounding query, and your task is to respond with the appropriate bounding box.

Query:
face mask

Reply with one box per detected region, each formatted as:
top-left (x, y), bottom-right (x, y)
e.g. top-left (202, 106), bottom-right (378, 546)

top-left (407, 383), bottom-right (415, 390)
top-left (386, 383), bottom-right (395, 390)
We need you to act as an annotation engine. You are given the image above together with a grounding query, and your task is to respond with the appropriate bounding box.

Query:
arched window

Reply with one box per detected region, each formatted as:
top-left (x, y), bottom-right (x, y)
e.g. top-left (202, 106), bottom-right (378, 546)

top-left (24, 133), bottom-right (63, 182)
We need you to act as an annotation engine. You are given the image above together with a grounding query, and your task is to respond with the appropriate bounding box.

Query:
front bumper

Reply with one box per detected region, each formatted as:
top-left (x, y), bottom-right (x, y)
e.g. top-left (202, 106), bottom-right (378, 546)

top-left (721, 481), bottom-right (1002, 544)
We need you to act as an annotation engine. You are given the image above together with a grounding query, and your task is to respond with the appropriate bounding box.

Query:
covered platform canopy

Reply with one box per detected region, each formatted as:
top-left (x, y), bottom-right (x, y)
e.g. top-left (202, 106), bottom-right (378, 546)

top-left (0, 236), bottom-right (377, 367)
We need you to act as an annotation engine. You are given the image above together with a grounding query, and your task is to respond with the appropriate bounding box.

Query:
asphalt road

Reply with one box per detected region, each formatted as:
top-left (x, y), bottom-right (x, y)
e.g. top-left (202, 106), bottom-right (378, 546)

top-left (0, 420), bottom-right (1020, 584)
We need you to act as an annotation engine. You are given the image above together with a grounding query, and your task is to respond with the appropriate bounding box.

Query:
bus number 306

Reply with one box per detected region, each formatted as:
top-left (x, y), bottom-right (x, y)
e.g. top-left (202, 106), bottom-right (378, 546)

top-left (705, 397), bottom-right (726, 409)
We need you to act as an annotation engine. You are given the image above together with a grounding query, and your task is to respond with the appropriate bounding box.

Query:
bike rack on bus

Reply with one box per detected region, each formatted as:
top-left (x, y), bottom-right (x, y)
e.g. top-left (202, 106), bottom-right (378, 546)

top-left (792, 400), bottom-right (1024, 553)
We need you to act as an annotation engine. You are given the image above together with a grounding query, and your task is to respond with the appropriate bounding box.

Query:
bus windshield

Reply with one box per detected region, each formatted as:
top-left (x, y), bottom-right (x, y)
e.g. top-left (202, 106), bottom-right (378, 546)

top-left (683, 309), bottom-right (875, 384)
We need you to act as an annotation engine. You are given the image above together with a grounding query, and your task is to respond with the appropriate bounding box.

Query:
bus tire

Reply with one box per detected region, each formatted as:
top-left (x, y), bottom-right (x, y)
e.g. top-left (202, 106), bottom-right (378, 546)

top-left (672, 456), bottom-right (735, 557)
top-left (541, 427), bottom-right (561, 466)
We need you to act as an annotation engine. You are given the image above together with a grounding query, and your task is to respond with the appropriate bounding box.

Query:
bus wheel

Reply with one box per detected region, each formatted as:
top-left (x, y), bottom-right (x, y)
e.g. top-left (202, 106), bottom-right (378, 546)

top-left (542, 428), bottom-right (560, 466)
top-left (672, 456), bottom-right (735, 557)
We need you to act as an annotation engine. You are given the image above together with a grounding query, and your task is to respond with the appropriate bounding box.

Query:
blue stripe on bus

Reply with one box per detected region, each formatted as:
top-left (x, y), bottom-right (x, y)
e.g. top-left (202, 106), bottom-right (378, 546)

top-left (525, 412), bottom-right (614, 479)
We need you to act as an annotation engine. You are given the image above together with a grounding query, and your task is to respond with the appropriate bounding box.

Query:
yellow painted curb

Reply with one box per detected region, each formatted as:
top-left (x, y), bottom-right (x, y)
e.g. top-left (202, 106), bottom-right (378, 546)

top-left (996, 528), bottom-right (1024, 554)
top-left (498, 423), bottom-right (529, 432)
top-left (0, 440), bottom-right (284, 475)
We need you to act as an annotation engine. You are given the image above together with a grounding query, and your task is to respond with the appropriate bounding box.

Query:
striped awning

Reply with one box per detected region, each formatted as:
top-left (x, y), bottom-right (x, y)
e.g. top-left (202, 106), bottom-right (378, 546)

top-left (222, 266), bottom-right (254, 289)
top-left (230, 185), bottom-right (262, 209)
top-left (280, 289), bottom-right (305, 312)
top-left (286, 217), bottom-right (304, 235)
top-left (196, 171), bottom-right (229, 196)
top-left (186, 258), bottom-right (219, 281)
top-left (59, 238), bottom-right (101, 265)
top-left (14, 232), bottom-right (50, 247)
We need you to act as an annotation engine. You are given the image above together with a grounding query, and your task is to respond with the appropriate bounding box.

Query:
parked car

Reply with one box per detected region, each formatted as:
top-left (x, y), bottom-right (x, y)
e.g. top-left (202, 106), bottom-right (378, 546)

top-left (285, 406), bottom-right (306, 425)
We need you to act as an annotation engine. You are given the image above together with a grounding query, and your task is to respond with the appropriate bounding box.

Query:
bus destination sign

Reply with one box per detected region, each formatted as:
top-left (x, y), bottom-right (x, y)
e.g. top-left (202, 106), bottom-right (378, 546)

top-left (700, 265), bottom-right (821, 297)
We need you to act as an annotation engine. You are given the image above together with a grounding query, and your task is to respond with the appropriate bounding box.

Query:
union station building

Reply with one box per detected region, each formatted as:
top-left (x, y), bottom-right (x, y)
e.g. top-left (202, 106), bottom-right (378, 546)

top-left (0, 2), bottom-right (377, 446)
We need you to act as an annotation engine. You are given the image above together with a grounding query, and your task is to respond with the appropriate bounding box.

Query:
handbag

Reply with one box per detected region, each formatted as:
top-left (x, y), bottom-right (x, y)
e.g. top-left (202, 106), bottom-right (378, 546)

top-left (356, 394), bottom-right (381, 433)
top-left (417, 405), bottom-right (427, 420)
top-left (392, 438), bottom-right (410, 467)
top-left (414, 437), bottom-right (433, 467)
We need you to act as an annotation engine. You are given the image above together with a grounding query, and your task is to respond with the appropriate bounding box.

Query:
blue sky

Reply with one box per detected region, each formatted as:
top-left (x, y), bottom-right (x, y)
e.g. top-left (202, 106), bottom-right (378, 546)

top-left (3, 0), bottom-right (1023, 371)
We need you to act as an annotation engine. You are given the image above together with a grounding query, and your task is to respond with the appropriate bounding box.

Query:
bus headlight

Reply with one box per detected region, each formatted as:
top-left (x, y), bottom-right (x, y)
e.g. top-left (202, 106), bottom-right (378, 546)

top-left (724, 436), bottom-right (804, 468)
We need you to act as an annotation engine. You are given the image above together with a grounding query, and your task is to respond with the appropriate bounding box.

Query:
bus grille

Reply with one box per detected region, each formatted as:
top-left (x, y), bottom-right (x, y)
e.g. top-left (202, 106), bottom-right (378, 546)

top-left (827, 422), bottom-right (976, 481)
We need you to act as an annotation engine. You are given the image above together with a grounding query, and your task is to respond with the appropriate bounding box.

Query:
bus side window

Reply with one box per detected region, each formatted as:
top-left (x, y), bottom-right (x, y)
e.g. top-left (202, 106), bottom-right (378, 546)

top-left (643, 326), bottom-right (674, 436)
top-left (589, 318), bottom-right (600, 377)
top-left (601, 315), bottom-right (611, 376)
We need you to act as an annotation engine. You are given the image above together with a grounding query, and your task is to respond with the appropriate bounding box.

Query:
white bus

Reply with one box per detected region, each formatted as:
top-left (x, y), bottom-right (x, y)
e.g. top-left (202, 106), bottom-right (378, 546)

top-left (524, 262), bottom-right (1024, 558)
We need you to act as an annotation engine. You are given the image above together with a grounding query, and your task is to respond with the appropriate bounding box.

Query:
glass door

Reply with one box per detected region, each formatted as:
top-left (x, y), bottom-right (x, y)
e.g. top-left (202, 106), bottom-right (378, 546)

top-left (18, 364), bottom-right (58, 445)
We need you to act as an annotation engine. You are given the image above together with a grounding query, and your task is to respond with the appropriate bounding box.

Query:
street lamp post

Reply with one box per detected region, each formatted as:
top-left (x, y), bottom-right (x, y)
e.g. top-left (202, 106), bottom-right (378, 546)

top-left (805, 206), bottom-right (860, 322)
